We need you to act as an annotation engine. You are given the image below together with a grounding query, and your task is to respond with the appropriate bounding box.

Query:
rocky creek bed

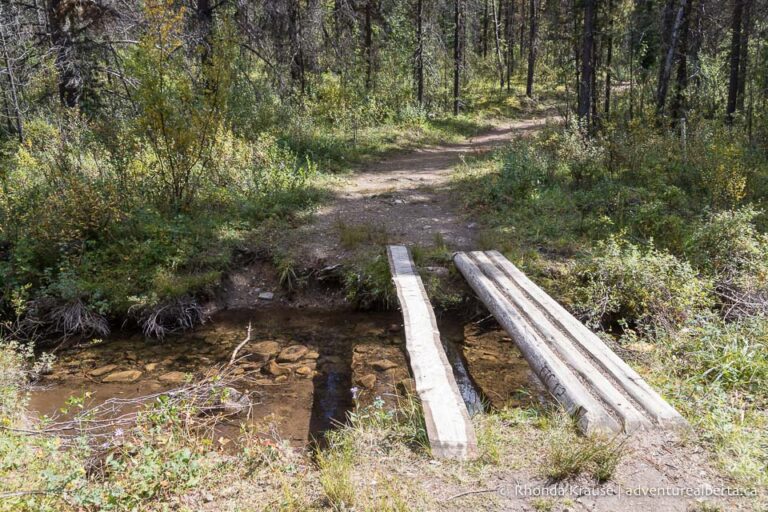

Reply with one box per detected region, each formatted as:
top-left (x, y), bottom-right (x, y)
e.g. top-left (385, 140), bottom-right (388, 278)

top-left (29, 307), bottom-right (547, 447)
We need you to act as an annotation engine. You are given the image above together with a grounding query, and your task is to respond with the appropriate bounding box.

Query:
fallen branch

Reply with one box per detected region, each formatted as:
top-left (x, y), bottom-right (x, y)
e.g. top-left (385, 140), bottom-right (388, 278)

top-left (228, 322), bottom-right (252, 366)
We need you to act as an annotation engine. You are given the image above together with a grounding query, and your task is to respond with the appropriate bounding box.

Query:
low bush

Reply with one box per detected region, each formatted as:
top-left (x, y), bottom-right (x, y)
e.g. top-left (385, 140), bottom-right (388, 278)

top-left (687, 207), bottom-right (768, 319)
top-left (571, 237), bottom-right (712, 333)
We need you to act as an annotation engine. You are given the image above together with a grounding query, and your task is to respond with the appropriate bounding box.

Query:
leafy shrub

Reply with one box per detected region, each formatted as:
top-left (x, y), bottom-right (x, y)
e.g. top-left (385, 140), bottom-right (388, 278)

top-left (572, 237), bottom-right (712, 332)
top-left (687, 207), bottom-right (768, 319)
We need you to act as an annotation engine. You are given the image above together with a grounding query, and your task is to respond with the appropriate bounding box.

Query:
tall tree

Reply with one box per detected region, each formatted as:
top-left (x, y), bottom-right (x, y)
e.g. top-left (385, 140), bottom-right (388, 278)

top-left (578, 0), bottom-right (596, 126)
top-left (726, 0), bottom-right (745, 122)
top-left (656, 0), bottom-right (687, 117)
top-left (525, 0), bottom-right (537, 97)
top-left (454, 0), bottom-right (464, 114)
top-left (415, 0), bottom-right (425, 105)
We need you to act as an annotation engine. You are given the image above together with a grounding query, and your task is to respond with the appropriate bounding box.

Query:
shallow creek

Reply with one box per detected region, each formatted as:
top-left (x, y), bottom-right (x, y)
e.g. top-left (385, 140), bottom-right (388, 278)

top-left (30, 307), bottom-right (546, 446)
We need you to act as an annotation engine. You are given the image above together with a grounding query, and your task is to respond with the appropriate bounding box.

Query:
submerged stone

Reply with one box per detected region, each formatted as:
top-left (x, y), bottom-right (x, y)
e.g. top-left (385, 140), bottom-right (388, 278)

top-left (88, 364), bottom-right (117, 377)
top-left (102, 370), bottom-right (142, 383)
top-left (277, 345), bottom-right (308, 362)
top-left (159, 371), bottom-right (189, 384)
top-left (370, 359), bottom-right (398, 371)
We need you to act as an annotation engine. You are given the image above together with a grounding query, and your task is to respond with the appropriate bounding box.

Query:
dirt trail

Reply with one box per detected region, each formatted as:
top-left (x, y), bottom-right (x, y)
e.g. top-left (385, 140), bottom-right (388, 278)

top-left (292, 116), bottom-right (552, 265)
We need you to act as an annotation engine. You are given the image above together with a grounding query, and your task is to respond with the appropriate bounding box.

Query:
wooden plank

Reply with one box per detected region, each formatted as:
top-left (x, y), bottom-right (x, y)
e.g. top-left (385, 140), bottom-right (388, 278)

top-left (454, 252), bottom-right (621, 434)
top-left (484, 250), bottom-right (687, 429)
top-left (469, 251), bottom-right (652, 432)
top-left (386, 245), bottom-right (478, 459)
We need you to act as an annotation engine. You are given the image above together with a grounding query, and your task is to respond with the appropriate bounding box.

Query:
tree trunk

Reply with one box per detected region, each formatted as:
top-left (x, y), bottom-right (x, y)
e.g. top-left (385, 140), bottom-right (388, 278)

top-left (416, 0), bottom-right (424, 105)
top-left (578, 0), bottom-right (596, 126)
top-left (736, 0), bottom-right (753, 111)
top-left (504, 0), bottom-right (515, 90)
top-left (604, 0), bottom-right (613, 116)
top-left (656, 0), bottom-right (686, 117)
top-left (453, 0), bottom-right (464, 115)
top-left (482, 0), bottom-right (489, 58)
top-left (525, 0), bottom-right (536, 97)
top-left (492, 0), bottom-right (505, 89)
top-left (670, 0), bottom-right (692, 121)
top-left (0, 16), bottom-right (23, 141)
top-left (365, 0), bottom-right (374, 91)
top-left (47, 0), bottom-right (81, 108)
top-left (726, 0), bottom-right (744, 122)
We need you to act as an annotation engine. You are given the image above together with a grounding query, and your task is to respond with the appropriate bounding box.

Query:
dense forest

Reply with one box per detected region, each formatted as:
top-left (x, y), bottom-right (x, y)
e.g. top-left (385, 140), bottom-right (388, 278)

top-left (1, 0), bottom-right (767, 509)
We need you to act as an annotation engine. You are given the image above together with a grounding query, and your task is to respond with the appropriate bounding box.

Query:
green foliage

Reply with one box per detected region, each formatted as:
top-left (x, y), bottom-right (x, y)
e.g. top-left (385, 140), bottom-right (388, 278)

top-left (571, 237), bottom-right (712, 333)
top-left (343, 255), bottom-right (396, 310)
top-left (687, 207), bottom-right (768, 318)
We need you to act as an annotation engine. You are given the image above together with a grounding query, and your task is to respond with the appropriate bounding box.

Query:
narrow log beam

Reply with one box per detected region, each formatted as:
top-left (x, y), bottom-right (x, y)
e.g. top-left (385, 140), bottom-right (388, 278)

top-left (387, 245), bottom-right (478, 459)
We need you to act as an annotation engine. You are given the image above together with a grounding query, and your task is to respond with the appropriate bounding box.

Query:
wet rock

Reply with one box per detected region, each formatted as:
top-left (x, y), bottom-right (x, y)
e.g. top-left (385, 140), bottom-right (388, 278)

top-left (295, 366), bottom-right (314, 378)
top-left (103, 370), bottom-right (143, 383)
top-left (258, 291), bottom-right (274, 300)
top-left (144, 363), bottom-right (159, 372)
top-left (480, 354), bottom-right (499, 362)
top-left (304, 351), bottom-right (320, 360)
top-left (356, 374), bottom-right (377, 389)
top-left (353, 345), bottom-right (370, 354)
top-left (250, 341), bottom-right (280, 362)
top-left (253, 379), bottom-right (272, 386)
top-left (240, 362), bottom-right (263, 372)
top-left (124, 352), bottom-right (138, 362)
top-left (274, 375), bottom-right (288, 383)
top-left (159, 371), bottom-right (189, 384)
top-left (388, 324), bottom-right (402, 333)
top-left (277, 345), bottom-right (309, 363)
top-left (370, 359), bottom-right (398, 371)
top-left (88, 364), bottom-right (118, 377)
top-left (266, 360), bottom-right (291, 376)
top-left (320, 355), bottom-right (343, 365)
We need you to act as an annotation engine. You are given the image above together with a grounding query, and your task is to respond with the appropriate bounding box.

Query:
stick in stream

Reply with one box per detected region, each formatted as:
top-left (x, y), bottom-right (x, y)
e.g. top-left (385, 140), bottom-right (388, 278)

top-left (228, 322), bottom-right (252, 366)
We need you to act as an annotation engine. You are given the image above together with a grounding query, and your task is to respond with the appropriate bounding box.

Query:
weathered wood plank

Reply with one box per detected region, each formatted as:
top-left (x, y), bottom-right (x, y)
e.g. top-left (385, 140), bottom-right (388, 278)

top-left (485, 250), bottom-right (687, 429)
top-left (469, 251), bottom-right (652, 432)
top-left (387, 245), bottom-right (478, 459)
top-left (454, 252), bottom-right (621, 434)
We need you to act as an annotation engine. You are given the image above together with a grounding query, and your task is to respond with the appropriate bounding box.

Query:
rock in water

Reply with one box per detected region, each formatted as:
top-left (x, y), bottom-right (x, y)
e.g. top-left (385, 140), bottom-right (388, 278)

top-left (258, 291), bottom-right (274, 300)
top-left (295, 366), bottom-right (313, 378)
top-left (250, 341), bottom-right (280, 362)
top-left (103, 370), bottom-right (143, 383)
top-left (88, 364), bottom-right (117, 377)
top-left (266, 360), bottom-right (291, 376)
top-left (370, 359), bottom-right (398, 371)
top-left (277, 345), bottom-right (309, 363)
top-left (159, 371), bottom-right (189, 384)
top-left (357, 374), bottom-right (377, 389)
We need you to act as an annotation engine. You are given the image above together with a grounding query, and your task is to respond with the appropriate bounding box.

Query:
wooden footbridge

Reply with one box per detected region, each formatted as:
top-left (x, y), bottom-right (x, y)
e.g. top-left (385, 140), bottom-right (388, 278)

top-left (387, 245), bottom-right (687, 460)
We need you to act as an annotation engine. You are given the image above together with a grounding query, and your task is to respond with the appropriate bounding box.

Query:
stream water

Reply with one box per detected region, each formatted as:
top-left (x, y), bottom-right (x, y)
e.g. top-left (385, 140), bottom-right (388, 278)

top-left (29, 307), bottom-right (545, 446)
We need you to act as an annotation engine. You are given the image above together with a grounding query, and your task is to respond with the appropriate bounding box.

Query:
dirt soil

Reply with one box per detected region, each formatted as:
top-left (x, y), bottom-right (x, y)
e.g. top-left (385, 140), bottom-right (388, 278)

top-left (289, 117), bottom-right (552, 265)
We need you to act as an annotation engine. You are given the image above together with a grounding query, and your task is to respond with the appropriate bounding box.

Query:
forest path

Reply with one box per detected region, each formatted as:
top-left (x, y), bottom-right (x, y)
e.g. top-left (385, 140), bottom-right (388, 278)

top-left (292, 115), bottom-right (552, 265)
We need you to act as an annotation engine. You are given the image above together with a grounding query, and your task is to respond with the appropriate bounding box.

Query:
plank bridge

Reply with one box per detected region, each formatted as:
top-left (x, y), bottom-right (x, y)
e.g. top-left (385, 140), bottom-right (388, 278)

top-left (387, 245), bottom-right (686, 461)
